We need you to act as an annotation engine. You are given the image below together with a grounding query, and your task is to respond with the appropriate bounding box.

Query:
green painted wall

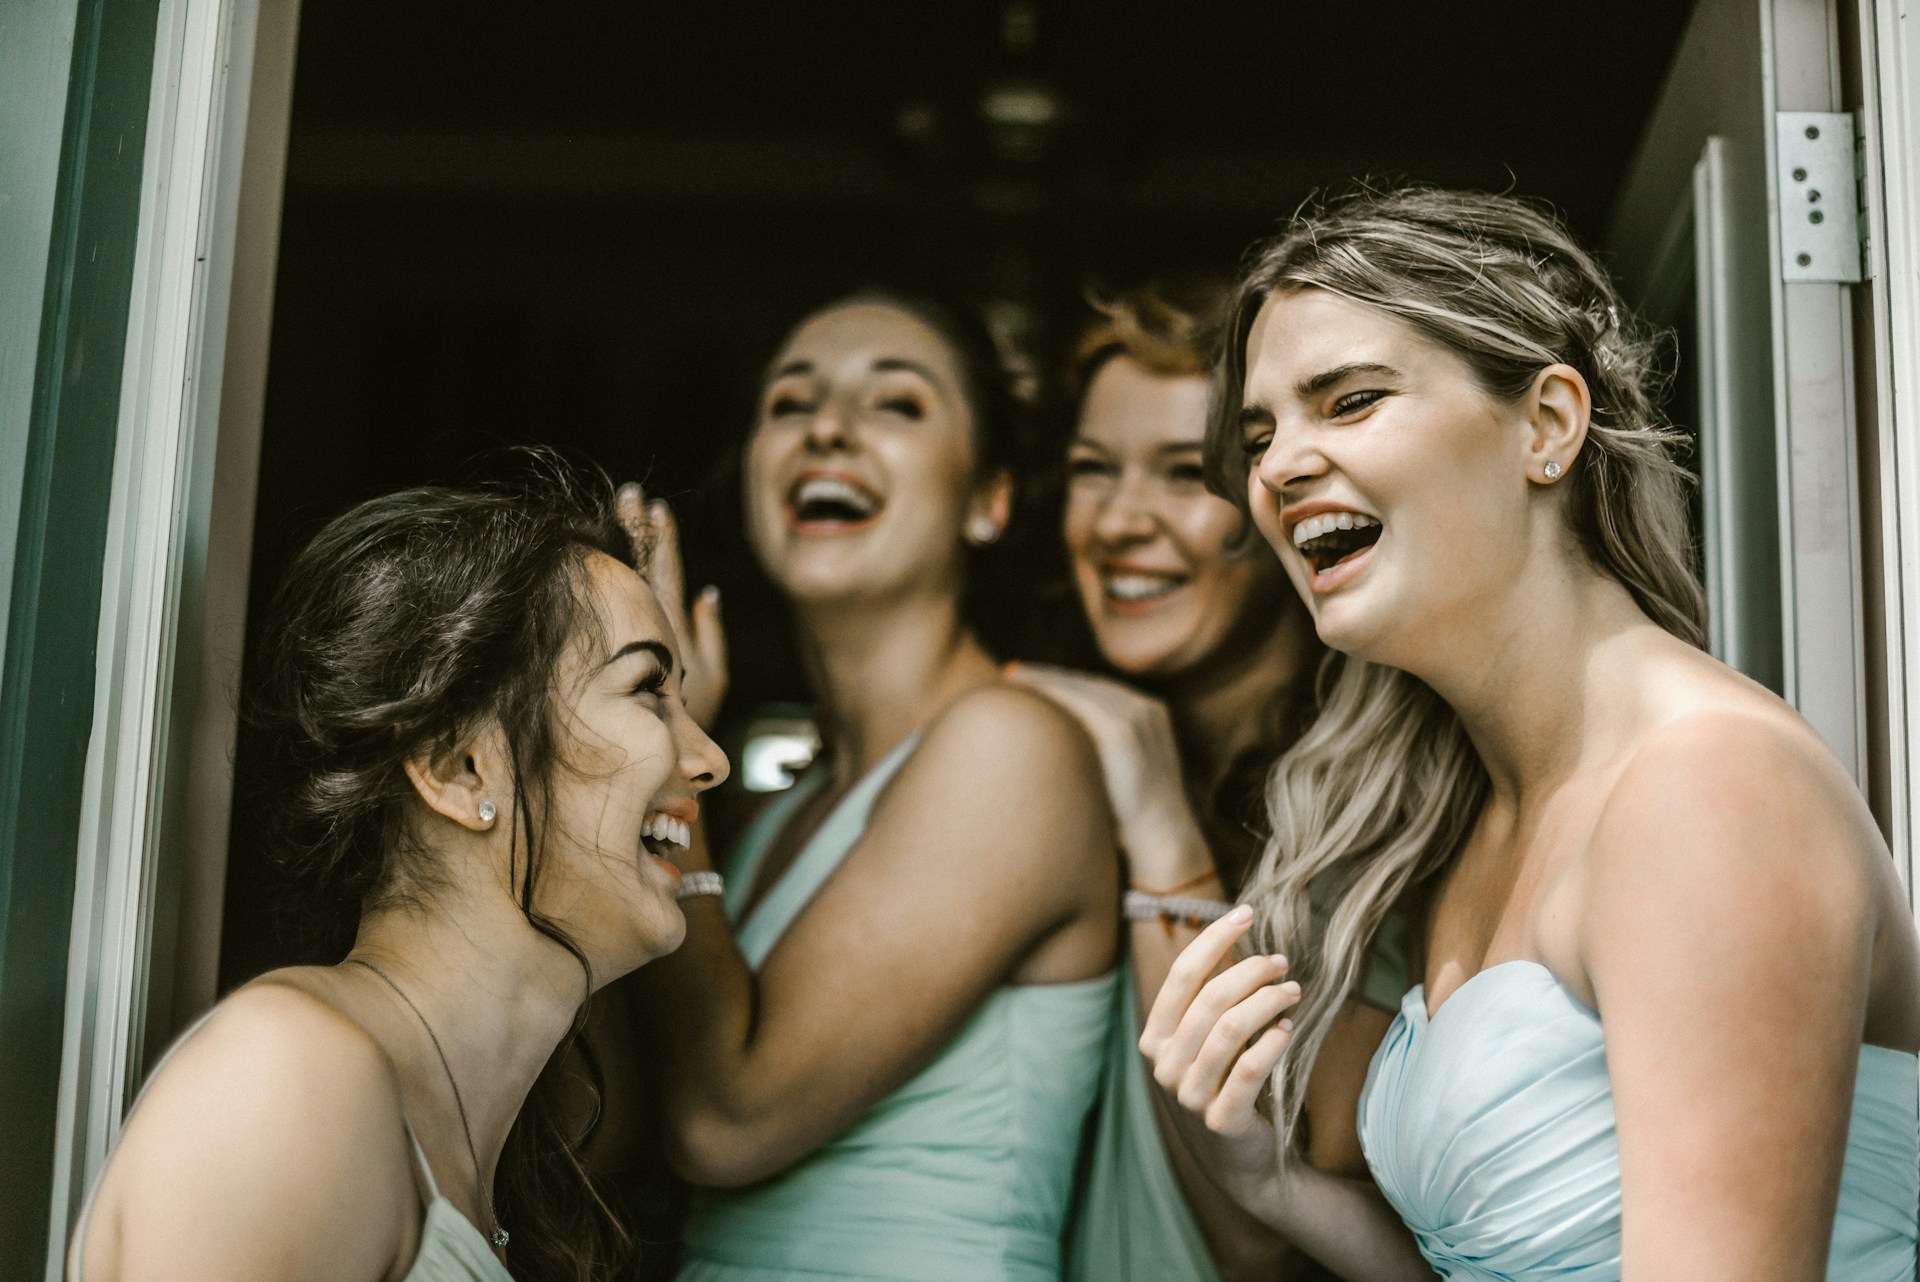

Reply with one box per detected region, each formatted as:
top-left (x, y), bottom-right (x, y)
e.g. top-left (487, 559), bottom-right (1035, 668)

top-left (0, 0), bottom-right (160, 1273)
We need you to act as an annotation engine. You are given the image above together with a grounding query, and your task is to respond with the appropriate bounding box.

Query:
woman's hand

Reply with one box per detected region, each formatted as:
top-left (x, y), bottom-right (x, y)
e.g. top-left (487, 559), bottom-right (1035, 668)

top-left (617, 485), bottom-right (728, 729)
top-left (1140, 905), bottom-right (1299, 1186)
top-left (1141, 909), bottom-right (1436, 1280)
top-left (1005, 663), bottom-right (1210, 886)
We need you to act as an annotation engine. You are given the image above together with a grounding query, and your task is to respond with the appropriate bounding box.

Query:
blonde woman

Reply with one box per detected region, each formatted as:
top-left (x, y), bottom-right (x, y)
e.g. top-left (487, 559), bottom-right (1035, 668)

top-left (1145, 187), bottom-right (1920, 1280)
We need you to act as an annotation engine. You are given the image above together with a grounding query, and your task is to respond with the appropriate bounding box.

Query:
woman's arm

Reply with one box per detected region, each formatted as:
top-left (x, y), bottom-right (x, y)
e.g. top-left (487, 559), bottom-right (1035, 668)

top-left (1140, 909), bottom-right (1436, 1281)
top-left (625, 684), bottom-right (1119, 1188)
top-left (1584, 713), bottom-right (1889, 1281)
top-left (75, 985), bottom-right (416, 1282)
top-left (1010, 664), bottom-right (1401, 1277)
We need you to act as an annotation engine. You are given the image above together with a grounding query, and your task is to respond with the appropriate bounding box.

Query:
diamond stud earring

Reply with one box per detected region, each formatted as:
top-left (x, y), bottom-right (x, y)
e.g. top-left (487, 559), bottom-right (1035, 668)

top-left (969, 517), bottom-right (1000, 545)
top-left (477, 800), bottom-right (497, 824)
top-left (1543, 461), bottom-right (1564, 481)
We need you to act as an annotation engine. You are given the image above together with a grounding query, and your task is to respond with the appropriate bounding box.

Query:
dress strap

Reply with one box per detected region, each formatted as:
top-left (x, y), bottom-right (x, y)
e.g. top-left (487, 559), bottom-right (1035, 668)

top-left (734, 732), bottom-right (923, 967)
top-left (402, 1117), bottom-right (443, 1204)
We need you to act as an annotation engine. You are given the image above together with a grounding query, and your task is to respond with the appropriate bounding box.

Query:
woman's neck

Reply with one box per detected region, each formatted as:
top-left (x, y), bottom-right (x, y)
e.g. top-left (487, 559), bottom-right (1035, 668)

top-left (1410, 557), bottom-right (1662, 807)
top-left (1160, 600), bottom-right (1320, 802)
top-left (794, 589), bottom-right (1001, 780)
top-left (346, 892), bottom-right (586, 1183)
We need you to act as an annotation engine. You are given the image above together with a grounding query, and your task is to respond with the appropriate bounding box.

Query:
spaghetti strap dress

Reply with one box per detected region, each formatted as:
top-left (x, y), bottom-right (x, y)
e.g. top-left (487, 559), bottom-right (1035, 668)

top-left (678, 733), bottom-right (1120, 1282)
top-left (67, 1000), bottom-right (513, 1282)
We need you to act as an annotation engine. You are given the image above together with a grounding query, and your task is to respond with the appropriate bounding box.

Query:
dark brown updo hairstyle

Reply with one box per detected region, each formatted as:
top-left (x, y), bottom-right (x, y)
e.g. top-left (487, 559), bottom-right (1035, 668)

top-left (766, 288), bottom-right (1034, 653)
top-left (248, 454), bottom-right (638, 1281)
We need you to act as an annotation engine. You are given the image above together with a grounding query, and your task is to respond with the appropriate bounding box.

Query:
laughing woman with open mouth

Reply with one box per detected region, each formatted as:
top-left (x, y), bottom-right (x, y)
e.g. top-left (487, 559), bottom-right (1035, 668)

top-left (620, 291), bottom-right (1120, 1282)
top-left (1143, 186), bottom-right (1920, 1281)
top-left (67, 465), bottom-right (728, 1282)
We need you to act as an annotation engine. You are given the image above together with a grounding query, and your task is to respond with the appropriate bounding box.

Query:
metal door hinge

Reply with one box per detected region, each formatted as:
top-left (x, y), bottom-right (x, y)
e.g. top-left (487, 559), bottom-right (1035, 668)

top-left (1776, 112), bottom-right (1865, 283)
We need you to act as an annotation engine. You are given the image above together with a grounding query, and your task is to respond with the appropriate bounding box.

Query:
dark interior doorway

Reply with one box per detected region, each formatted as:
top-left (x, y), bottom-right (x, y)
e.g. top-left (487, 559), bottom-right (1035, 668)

top-left (221, 0), bottom-right (1699, 986)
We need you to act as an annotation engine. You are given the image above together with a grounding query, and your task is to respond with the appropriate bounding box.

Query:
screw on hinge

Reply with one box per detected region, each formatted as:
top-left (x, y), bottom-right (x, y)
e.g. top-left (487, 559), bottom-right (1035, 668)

top-left (1797, 253), bottom-right (1813, 267)
top-left (1806, 125), bottom-right (1821, 139)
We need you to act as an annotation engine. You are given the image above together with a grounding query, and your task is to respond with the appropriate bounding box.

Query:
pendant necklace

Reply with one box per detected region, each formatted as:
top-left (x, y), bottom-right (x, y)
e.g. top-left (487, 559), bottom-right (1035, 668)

top-left (346, 956), bottom-right (511, 1250)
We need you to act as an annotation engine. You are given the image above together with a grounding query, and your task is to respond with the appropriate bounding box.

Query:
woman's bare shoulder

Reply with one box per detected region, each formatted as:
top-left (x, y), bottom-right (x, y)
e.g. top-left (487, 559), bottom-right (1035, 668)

top-left (861, 679), bottom-right (1112, 883)
top-left (1581, 676), bottom-right (1884, 959)
top-left (82, 974), bottom-right (414, 1281)
top-left (924, 679), bottom-right (1102, 767)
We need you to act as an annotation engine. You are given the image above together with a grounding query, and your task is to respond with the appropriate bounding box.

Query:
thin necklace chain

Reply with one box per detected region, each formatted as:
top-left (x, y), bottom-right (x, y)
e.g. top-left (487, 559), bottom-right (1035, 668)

top-left (345, 956), bottom-right (509, 1250)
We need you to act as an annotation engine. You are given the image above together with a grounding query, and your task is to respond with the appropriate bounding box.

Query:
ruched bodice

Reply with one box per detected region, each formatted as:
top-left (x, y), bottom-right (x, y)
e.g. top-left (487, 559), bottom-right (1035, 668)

top-left (680, 734), bottom-right (1117, 1281)
top-left (1357, 960), bottom-right (1919, 1281)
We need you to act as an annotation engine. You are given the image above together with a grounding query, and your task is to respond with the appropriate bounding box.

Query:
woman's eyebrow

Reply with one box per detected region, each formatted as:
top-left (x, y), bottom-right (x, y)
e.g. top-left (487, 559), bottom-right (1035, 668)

top-left (767, 359), bottom-right (813, 381)
top-left (871, 357), bottom-right (938, 381)
top-left (1295, 361), bottom-right (1400, 399)
top-left (601, 638), bottom-right (675, 675)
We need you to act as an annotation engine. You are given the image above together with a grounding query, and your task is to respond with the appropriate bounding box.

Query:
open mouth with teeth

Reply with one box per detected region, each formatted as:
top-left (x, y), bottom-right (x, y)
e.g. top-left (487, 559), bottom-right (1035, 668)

top-left (1101, 570), bottom-right (1188, 610)
top-left (641, 810), bottom-right (692, 857)
top-left (1292, 511), bottom-right (1383, 576)
top-left (786, 474), bottom-right (882, 532)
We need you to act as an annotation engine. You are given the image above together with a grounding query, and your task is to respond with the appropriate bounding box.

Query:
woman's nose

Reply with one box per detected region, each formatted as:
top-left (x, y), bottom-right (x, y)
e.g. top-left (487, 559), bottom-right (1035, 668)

top-left (1092, 473), bottom-right (1158, 545)
top-left (803, 400), bottom-right (852, 451)
top-left (1253, 425), bottom-right (1325, 497)
top-left (682, 718), bottom-right (730, 791)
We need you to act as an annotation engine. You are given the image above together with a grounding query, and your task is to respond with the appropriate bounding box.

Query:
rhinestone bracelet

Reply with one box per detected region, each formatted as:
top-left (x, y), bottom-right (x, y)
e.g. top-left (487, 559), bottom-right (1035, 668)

top-left (675, 871), bottom-right (725, 901)
top-left (1122, 889), bottom-right (1234, 933)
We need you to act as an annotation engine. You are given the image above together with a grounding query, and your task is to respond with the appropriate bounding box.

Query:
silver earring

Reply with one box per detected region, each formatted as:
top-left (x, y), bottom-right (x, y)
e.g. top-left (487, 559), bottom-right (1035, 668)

top-left (1543, 461), bottom-right (1563, 481)
top-left (477, 800), bottom-right (496, 824)
top-left (969, 516), bottom-right (1000, 545)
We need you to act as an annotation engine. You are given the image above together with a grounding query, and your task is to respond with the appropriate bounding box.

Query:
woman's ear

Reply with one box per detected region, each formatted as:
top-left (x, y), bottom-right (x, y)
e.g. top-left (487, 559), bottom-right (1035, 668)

top-left (402, 726), bottom-right (507, 831)
top-left (966, 469), bottom-right (1014, 544)
top-left (1525, 362), bottom-right (1591, 485)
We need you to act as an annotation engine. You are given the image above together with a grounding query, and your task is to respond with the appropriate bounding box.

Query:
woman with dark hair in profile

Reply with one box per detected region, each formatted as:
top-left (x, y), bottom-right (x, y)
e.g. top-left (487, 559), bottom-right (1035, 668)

top-left (618, 290), bottom-right (1120, 1282)
top-left (68, 463), bottom-right (727, 1282)
top-left (1149, 186), bottom-right (1920, 1279)
top-left (1017, 284), bottom-right (1407, 1282)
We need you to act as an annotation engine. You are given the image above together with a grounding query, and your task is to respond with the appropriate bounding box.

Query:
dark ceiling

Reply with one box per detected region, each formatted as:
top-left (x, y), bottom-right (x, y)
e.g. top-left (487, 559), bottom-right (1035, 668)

top-left (286, 0), bottom-right (1698, 235)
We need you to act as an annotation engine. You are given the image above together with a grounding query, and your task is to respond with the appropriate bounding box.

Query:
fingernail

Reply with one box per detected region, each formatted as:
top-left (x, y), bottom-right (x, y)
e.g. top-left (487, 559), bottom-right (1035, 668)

top-left (648, 499), bottom-right (669, 519)
top-left (701, 585), bottom-right (720, 604)
top-left (1268, 954), bottom-right (1287, 967)
top-left (1228, 904), bottom-right (1253, 923)
top-left (1278, 1018), bottom-right (1294, 1032)
top-left (617, 483), bottom-right (641, 504)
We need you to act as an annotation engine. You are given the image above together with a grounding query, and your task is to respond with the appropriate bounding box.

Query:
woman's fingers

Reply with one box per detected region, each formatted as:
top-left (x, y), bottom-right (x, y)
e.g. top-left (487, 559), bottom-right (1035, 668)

top-left (1176, 979), bottom-right (1300, 1113)
top-left (1205, 1020), bottom-right (1293, 1135)
top-left (1140, 907), bottom-right (1258, 1055)
top-left (617, 486), bottom-right (727, 726)
top-left (685, 584), bottom-right (730, 728)
top-left (1152, 953), bottom-right (1291, 1090)
top-left (616, 483), bottom-right (651, 565)
top-left (645, 500), bottom-right (687, 615)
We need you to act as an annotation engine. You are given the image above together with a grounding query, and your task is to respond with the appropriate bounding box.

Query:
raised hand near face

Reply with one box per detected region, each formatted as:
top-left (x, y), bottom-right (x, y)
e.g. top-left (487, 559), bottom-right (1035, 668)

top-left (618, 484), bottom-right (729, 730)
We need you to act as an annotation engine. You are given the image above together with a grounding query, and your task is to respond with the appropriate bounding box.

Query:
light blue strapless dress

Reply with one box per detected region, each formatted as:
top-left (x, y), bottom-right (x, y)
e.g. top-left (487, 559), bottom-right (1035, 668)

top-left (1358, 960), bottom-right (1920, 1280)
top-left (679, 734), bottom-right (1119, 1282)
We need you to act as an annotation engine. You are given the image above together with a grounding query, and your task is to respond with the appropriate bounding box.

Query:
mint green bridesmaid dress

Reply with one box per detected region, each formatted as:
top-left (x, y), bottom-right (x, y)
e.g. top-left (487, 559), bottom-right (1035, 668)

top-left (1359, 960), bottom-right (1919, 1280)
top-left (678, 734), bottom-right (1119, 1282)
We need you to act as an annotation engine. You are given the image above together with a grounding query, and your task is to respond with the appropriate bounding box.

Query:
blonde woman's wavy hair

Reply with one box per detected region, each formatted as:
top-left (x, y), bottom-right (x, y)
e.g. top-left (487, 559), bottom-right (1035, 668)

top-left (1201, 185), bottom-right (1709, 1157)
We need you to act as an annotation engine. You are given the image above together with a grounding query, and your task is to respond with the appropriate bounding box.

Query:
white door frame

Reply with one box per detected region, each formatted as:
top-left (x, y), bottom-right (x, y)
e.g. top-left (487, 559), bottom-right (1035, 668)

top-left (1858, 0), bottom-right (1920, 905)
top-left (44, 0), bottom-right (295, 1268)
